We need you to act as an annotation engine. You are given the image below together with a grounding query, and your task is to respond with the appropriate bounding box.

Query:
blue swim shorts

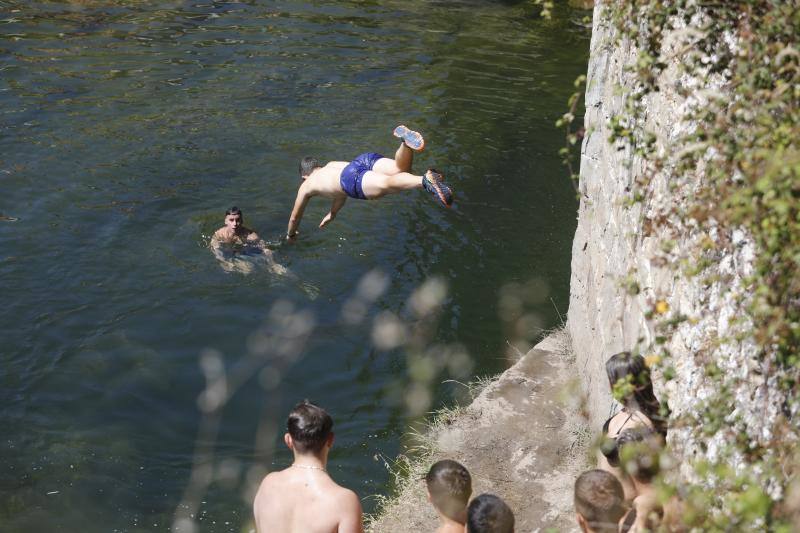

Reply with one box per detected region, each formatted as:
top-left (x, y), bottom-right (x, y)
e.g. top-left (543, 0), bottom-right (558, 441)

top-left (339, 152), bottom-right (384, 200)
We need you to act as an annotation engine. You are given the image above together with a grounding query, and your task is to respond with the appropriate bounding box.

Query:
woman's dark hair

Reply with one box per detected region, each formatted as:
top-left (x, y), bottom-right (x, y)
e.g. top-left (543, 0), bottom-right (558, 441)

top-left (426, 459), bottom-right (472, 519)
top-left (287, 400), bottom-right (333, 454)
top-left (225, 206), bottom-right (243, 218)
top-left (467, 493), bottom-right (514, 533)
top-left (299, 156), bottom-right (320, 178)
top-left (606, 352), bottom-right (669, 437)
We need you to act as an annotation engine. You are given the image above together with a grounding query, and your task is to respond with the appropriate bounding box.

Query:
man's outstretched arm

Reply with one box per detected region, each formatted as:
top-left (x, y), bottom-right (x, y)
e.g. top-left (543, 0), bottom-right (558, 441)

top-left (319, 196), bottom-right (346, 228)
top-left (287, 183), bottom-right (312, 239)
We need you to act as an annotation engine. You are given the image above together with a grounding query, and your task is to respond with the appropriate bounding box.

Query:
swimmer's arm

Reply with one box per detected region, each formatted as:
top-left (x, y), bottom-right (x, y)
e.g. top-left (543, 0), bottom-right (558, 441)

top-left (287, 183), bottom-right (312, 239)
top-left (209, 234), bottom-right (226, 261)
top-left (319, 196), bottom-right (346, 228)
top-left (337, 490), bottom-right (363, 533)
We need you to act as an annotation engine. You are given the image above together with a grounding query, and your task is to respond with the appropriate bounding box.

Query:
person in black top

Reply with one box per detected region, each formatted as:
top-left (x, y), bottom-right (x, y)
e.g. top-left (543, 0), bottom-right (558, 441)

top-left (598, 352), bottom-right (669, 500)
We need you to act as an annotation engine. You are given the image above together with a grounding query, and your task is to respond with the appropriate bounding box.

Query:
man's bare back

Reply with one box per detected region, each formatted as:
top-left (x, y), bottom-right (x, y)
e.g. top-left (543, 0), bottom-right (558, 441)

top-left (287, 126), bottom-right (453, 239)
top-left (301, 161), bottom-right (348, 199)
top-left (253, 466), bottom-right (362, 533)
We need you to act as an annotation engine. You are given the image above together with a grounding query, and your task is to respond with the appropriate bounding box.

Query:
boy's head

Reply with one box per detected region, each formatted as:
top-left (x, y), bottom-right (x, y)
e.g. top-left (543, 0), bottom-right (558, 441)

top-left (426, 460), bottom-right (472, 521)
top-left (299, 156), bottom-right (321, 179)
top-left (574, 470), bottom-right (627, 533)
top-left (466, 493), bottom-right (514, 533)
top-left (285, 400), bottom-right (334, 455)
top-left (224, 206), bottom-right (243, 230)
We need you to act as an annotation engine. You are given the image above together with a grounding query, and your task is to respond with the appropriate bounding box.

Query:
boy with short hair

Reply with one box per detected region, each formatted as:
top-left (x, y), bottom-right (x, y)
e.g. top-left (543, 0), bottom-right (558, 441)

top-left (466, 493), bottom-right (515, 533)
top-left (617, 428), bottom-right (685, 532)
top-left (426, 459), bottom-right (472, 533)
top-left (253, 400), bottom-right (363, 533)
top-left (573, 469), bottom-right (630, 533)
top-left (286, 125), bottom-right (453, 240)
top-left (210, 206), bottom-right (287, 275)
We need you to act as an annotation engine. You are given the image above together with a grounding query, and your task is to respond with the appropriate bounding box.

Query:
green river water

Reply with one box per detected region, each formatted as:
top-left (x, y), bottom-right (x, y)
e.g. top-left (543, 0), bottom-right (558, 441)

top-left (0, 1), bottom-right (590, 530)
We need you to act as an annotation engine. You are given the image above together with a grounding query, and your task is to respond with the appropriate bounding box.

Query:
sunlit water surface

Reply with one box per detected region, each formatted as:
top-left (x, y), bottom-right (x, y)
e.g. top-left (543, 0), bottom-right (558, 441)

top-left (0, 1), bottom-right (589, 530)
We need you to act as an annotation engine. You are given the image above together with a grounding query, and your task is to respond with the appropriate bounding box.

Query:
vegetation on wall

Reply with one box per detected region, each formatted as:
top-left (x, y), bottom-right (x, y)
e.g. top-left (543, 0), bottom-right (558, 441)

top-left (552, 0), bottom-right (799, 529)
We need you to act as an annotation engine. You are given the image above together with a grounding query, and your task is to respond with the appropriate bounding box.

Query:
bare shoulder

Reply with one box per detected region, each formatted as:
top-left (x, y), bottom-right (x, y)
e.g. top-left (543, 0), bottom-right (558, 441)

top-left (212, 227), bottom-right (229, 241)
top-left (332, 486), bottom-right (363, 533)
top-left (333, 485), bottom-right (362, 514)
top-left (256, 471), bottom-right (284, 494)
top-left (336, 485), bottom-right (360, 503)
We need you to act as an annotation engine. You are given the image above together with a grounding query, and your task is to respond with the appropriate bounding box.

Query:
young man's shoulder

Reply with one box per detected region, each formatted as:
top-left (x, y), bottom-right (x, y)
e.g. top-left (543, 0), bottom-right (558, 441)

top-left (212, 227), bottom-right (230, 240)
top-left (255, 469), bottom-right (288, 493)
top-left (331, 484), bottom-right (362, 519)
top-left (333, 484), bottom-right (360, 503)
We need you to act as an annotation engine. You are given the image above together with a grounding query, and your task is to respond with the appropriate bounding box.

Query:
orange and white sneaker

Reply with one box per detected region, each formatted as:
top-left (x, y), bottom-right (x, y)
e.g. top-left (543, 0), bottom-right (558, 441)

top-left (393, 125), bottom-right (425, 151)
top-left (422, 169), bottom-right (453, 207)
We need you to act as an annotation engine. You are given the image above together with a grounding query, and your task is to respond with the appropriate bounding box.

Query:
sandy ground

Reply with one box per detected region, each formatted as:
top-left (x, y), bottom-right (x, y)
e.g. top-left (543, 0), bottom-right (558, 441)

top-left (368, 331), bottom-right (589, 532)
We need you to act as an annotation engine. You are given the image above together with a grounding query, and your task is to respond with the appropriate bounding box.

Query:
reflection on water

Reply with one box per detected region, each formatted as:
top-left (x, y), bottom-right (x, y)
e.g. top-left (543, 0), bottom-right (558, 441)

top-left (1, 0), bottom-right (589, 531)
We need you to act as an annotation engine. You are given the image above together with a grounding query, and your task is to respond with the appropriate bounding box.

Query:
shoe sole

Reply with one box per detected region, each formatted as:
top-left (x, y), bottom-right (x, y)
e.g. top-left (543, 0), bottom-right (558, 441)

top-left (425, 170), bottom-right (453, 208)
top-left (393, 125), bottom-right (425, 151)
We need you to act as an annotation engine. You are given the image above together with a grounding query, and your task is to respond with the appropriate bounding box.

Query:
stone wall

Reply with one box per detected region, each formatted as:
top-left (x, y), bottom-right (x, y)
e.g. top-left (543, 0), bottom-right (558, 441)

top-left (567, 2), bottom-right (780, 479)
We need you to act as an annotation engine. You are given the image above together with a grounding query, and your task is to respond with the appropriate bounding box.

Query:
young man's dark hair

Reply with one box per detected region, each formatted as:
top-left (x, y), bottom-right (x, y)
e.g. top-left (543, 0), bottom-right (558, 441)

top-left (426, 459), bottom-right (472, 520)
top-left (225, 206), bottom-right (243, 217)
top-left (574, 470), bottom-right (627, 533)
top-left (286, 399), bottom-right (333, 454)
top-left (617, 427), bottom-right (660, 483)
top-left (299, 156), bottom-right (321, 178)
top-left (466, 493), bottom-right (514, 533)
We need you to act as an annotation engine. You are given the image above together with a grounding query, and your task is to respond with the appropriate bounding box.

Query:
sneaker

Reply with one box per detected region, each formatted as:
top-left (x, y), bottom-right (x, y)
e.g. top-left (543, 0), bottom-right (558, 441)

top-left (393, 124), bottom-right (425, 151)
top-left (422, 169), bottom-right (453, 207)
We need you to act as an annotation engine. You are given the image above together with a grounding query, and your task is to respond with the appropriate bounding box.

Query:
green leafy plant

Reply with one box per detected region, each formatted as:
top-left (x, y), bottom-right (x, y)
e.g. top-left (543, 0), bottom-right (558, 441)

top-left (563, 1), bottom-right (800, 529)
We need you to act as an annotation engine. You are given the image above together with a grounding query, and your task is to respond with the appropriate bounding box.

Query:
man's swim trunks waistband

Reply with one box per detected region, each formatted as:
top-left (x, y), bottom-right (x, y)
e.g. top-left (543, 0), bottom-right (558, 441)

top-left (339, 152), bottom-right (384, 200)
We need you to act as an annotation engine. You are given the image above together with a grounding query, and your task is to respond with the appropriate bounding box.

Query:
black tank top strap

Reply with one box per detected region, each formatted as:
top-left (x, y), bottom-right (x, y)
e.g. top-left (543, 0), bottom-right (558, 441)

top-left (604, 410), bottom-right (635, 436)
top-left (620, 508), bottom-right (637, 533)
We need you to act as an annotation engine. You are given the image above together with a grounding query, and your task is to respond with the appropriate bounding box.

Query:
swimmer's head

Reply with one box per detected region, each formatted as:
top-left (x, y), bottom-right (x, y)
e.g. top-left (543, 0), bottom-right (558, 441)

top-left (299, 156), bottom-right (321, 179)
top-left (286, 400), bottom-right (334, 455)
top-left (426, 460), bottom-right (472, 520)
top-left (224, 206), bottom-right (243, 230)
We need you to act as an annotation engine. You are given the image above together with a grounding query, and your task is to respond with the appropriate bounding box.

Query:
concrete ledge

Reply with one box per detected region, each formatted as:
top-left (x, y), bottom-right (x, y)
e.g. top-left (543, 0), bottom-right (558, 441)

top-left (368, 330), bottom-right (588, 532)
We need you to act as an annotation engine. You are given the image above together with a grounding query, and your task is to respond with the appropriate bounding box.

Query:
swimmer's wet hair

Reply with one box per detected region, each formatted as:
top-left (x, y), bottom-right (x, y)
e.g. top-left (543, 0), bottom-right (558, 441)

top-left (225, 206), bottom-right (243, 217)
top-left (467, 493), bottom-right (514, 533)
top-left (299, 156), bottom-right (321, 178)
top-left (574, 470), bottom-right (627, 533)
top-left (426, 460), bottom-right (472, 520)
top-left (287, 399), bottom-right (333, 454)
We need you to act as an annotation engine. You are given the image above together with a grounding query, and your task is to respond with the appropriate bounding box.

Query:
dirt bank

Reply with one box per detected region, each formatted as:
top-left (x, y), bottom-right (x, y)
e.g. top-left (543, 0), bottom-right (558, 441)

top-left (368, 329), bottom-right (588, 532)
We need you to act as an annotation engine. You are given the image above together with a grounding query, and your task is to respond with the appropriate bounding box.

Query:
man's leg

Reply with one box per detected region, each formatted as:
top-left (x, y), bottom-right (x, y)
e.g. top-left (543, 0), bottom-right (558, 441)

top-left (372, 142), bottom-right (413, 176)
top-left (361, 170), bottom-right (421, 199)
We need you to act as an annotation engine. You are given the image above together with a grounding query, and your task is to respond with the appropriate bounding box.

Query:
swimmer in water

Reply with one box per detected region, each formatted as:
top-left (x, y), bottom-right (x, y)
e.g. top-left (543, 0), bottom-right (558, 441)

top-left (210, 206), bottom-right (287, 275)
top-left (286, 125), bottom-right (453, 240)
top-left (212, 206), bottom-right (261, 246)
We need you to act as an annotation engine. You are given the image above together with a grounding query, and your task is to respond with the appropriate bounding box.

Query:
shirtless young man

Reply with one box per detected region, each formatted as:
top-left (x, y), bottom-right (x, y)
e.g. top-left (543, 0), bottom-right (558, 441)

top-left (212, 206), bottom-right (261, 246)
top-left (286, 125), bottom-right (453, 240)
top-left (253, 400), bottom-right (362, 533)
top-left (210, 206), bottom-right (286, 274)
